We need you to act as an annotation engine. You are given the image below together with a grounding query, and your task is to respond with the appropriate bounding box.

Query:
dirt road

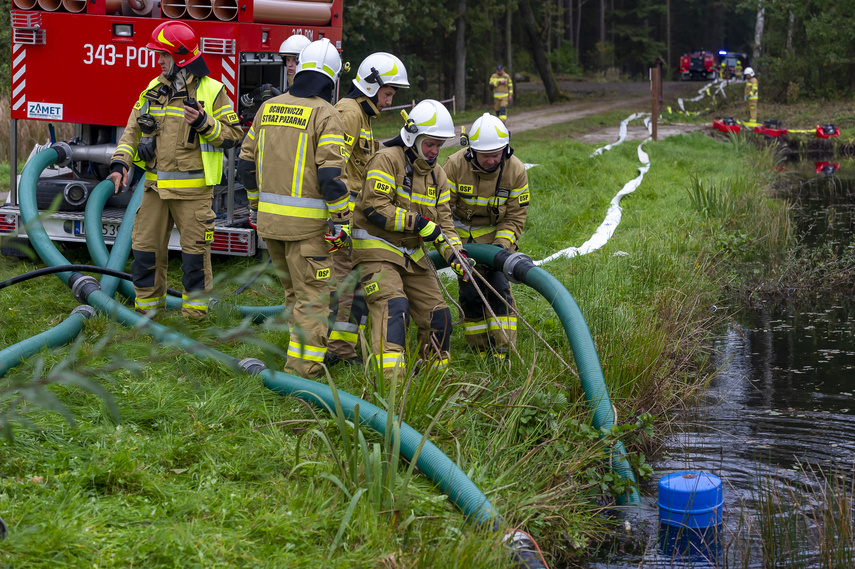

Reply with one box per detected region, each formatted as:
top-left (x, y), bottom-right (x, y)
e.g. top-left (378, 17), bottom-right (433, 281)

top-left (2, 82), bottom-right (708, 203)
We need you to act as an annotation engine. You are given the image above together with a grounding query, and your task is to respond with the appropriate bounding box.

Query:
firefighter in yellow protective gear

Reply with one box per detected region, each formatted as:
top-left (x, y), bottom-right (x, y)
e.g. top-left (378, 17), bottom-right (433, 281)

top-left (279, 34), bottom-right (312, 90)
top-left (444, 113), bottom-right (529, 360)
top-left (744, 67), bottom-right (758, 123)
top-left (237, 38), bottom-right (350, 379)
top-left (240, 34), bottom-right (313, 229)
top-left (109, 21), bottom-right (242, 320)
top-left (489, 64), bottom-right (513, 121)
top-left (326, 52), bottom-right (410, 368)
top-left (352, 100), bottom-right (469, 380)
top-left (735, 60), bottom-right (743, 80)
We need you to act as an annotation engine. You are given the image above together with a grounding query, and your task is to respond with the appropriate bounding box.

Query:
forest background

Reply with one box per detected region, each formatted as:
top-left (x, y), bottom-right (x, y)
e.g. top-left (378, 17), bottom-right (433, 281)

top-left (0, 0), bottom-right (854, 110)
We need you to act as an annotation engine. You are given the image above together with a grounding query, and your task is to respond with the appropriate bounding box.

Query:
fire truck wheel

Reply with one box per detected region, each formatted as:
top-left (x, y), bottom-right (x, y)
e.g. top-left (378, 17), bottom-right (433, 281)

top-left (0, 237), bottom-right (34, 260)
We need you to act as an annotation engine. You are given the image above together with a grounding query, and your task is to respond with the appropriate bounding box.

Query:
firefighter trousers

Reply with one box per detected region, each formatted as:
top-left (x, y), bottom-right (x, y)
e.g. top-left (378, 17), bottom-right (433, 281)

top-left (131, 187), bottom-right (214, 319)
top-left (266, 237), bottom-right (335, 379)
top-left (358, 260), bottom-right (452, 380)
top-left (458, 265), bottom-right (516, 353)
top-left (328, 248), bottom-right (368, 361)
top-left (493, 94), bottom-right (509, 121)
top-left (746, 100), bottom-right (758, 122)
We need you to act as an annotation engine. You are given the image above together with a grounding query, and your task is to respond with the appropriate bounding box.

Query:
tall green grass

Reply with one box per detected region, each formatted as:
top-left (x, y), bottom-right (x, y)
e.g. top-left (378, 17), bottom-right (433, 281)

top-left (0, 125), bottom-right (791, 566)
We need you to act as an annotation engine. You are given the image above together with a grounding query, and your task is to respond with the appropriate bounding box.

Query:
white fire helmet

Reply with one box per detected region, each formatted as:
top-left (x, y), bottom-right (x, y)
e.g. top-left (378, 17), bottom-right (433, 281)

top-left (295, 38), bottom-right (343, 83)
top-left (353, 52), bottom-right (410, 97)
top-left (401, 99), bottom-right (455, 148)
top-left (278, 34), bottom-right (312, 57)
top-left (744, 66), bottom-right (755, 78)
top-left (467, 113), bottom-right (510, 153)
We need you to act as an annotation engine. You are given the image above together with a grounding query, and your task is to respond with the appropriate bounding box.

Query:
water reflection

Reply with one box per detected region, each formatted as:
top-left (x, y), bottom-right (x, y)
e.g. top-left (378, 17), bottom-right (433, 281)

top-left (587, 163), bottom-right (855, 567)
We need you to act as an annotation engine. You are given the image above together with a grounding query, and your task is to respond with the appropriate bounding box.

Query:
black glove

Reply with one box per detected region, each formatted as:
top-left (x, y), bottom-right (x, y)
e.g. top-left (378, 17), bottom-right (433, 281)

top-left (138, 136), bottom-right (156, 163)
top-left (415, 214), bottom-right (443, 242)
top-left (189, 111), bottom-right (207, 130)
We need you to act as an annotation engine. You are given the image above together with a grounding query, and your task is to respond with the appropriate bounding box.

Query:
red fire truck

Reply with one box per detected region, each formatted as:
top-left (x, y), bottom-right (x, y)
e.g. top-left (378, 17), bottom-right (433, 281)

top-left (679, 51), bottom-right (718, 81)
top-left (1, 0), bottom-right (342, 257)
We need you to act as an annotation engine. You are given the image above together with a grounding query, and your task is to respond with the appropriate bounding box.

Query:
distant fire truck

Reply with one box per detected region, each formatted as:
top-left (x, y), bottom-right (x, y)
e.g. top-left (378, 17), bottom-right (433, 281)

top-left (1, 0), bottom-right (342, 257)
top-left (679, 51), bottom-right (718, 81)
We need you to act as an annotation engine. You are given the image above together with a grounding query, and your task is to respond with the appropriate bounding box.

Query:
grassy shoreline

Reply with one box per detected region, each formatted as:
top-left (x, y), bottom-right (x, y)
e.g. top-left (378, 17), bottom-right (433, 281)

top-left (0, 120), bottom-right (787, 566)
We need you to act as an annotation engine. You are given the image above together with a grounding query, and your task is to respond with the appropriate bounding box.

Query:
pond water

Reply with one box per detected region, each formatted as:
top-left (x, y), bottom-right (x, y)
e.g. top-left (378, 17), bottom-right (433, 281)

top-left (586, 160), bottom-right (855, 568)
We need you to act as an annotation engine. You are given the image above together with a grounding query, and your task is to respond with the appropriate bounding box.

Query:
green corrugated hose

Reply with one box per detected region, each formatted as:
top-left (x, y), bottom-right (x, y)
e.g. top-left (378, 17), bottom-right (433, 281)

top-left (13, 148), bottom-right (502, 526)
top-left (83, 178), bottom-right (285, 320)
top-left (430, 244), bottom-right (641, 504)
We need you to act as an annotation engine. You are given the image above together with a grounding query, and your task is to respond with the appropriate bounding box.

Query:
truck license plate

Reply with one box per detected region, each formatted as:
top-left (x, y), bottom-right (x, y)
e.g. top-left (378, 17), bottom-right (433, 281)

top-left (73, 220), bottom-right (120, 238)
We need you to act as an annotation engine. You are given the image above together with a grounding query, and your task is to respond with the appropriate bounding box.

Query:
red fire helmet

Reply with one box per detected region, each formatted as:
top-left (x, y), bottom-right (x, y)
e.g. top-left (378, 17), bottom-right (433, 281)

top-left (146, 21), bottom-right (209, 77)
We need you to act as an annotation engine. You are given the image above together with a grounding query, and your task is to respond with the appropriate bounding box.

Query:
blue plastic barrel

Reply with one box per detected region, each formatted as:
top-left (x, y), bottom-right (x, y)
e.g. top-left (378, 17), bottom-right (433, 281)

top-left (658, 471), bottom-right (723, 528)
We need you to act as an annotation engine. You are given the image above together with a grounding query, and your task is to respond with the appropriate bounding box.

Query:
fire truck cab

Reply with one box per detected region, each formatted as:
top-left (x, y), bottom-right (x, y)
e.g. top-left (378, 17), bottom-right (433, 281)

top-left (679, 51), bottom-right (718, 81)
top-left (1, 0), bottom-right (343, 258)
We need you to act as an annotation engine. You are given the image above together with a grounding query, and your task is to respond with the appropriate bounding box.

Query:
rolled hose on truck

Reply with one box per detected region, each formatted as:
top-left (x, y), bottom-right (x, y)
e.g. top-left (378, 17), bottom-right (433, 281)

top-left (13, 147), bottom-right (557, 567)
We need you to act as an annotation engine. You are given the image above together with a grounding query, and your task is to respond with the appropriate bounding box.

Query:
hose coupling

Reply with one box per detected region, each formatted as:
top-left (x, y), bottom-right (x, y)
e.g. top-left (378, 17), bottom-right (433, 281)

top-left (69, 274), bottom-right (100, 304)
top-left (208, 298), bottom-right (220, 310)
top-left (71, 305), bottom-right (97, 319)
top-left (497, 251), bottom-right (534, 284)
top-left (51, 141), bottom-right (73, 167)
top-left (239, 357), bottom-right (267, 375)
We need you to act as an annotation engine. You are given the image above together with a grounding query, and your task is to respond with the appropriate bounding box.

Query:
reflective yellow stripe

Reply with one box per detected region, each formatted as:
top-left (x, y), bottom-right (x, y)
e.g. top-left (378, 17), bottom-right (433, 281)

top-left (488, 316), bottom-right (517, 331)
top-left (292, 132), bottom-right (308, 198)
top-left (510, 184), bottom-right (529, 198)
top-left (258, 130), bottom-right (265, 189)
top-left (495, 230), bottom-right (516, 243)
top-left (135, 294), bottom-right (167, 310)
top-left (329, 330), bottom-right (358, 343)
top-left (259, 202), bottom-right (328, 219)
top-left (326, 194), bottom-right (350, 214)
top-left (464, 320), bottom-right (488, 335)
top-left (182, 295), bottom-right (209, 311)
top-left (213, 104), bottom-right (231, 119)
top-left (367, 170), bottom-right (395, 186)
top-left (437, 188), bottom-right (450, 204)
top-left (455, 223), bottom-right (495, 239)
top-left (394, 209), bottom-right (406, 232)
top-left (116, 144), bottom-right (135, 155)
top-left (374, 352), bottom-right (405, 369)
top-left (287, 339), bottom-right (326, 362)
top-left (351, 229), bottom-right (424, 261)
top-left (411, 193), bottom-right (436, 206)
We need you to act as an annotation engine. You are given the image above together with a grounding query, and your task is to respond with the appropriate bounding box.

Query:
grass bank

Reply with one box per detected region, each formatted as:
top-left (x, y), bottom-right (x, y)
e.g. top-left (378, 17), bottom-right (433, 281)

top-left (0, 125), bottom-right (786, 567)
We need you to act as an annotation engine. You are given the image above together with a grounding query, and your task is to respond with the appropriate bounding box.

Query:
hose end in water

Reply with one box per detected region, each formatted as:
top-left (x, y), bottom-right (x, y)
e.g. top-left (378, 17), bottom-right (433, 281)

top-left (51, 141), bottom-right (73, 167)
top-left (239, 357), bottom-right (267, 375)
top-left (503, 529), bottom-right (549, 569)
top-left (69, 274), bottom-right (100, 304)
top-left (71, 305), bottom-right (97, 319)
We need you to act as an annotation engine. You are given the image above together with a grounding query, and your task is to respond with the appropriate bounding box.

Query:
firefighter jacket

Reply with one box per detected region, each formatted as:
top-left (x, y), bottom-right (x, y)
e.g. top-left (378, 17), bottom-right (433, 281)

top-left (239, 92), bottom-right (350, 241)
top-left (335, 95), bottom-right (380, 200)
top-left (444, 149), bottom-right (529, 250)
top-left (745, 77), bottom-right (759, 100)
top-left (112, 74), bottom-right (242, 199)
top-left (352, 146), bottom-right (463, 271)
top-left (489, 72), bottom-right (514, 98)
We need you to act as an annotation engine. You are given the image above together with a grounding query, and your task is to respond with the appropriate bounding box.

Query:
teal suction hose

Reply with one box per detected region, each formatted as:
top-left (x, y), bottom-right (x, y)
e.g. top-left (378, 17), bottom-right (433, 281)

top-left (15, 148), bottom-right (503, 530)
top-left (430, 244), bottom-right (641, 505)
top-left (84, 178), bottom-right (148, 299)
top-left (83, 176), bottom-right (285, 320)
top-left (258, 368), bottom-right (500, 525)
top-left (0, 306), bottom-right (95, 377)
